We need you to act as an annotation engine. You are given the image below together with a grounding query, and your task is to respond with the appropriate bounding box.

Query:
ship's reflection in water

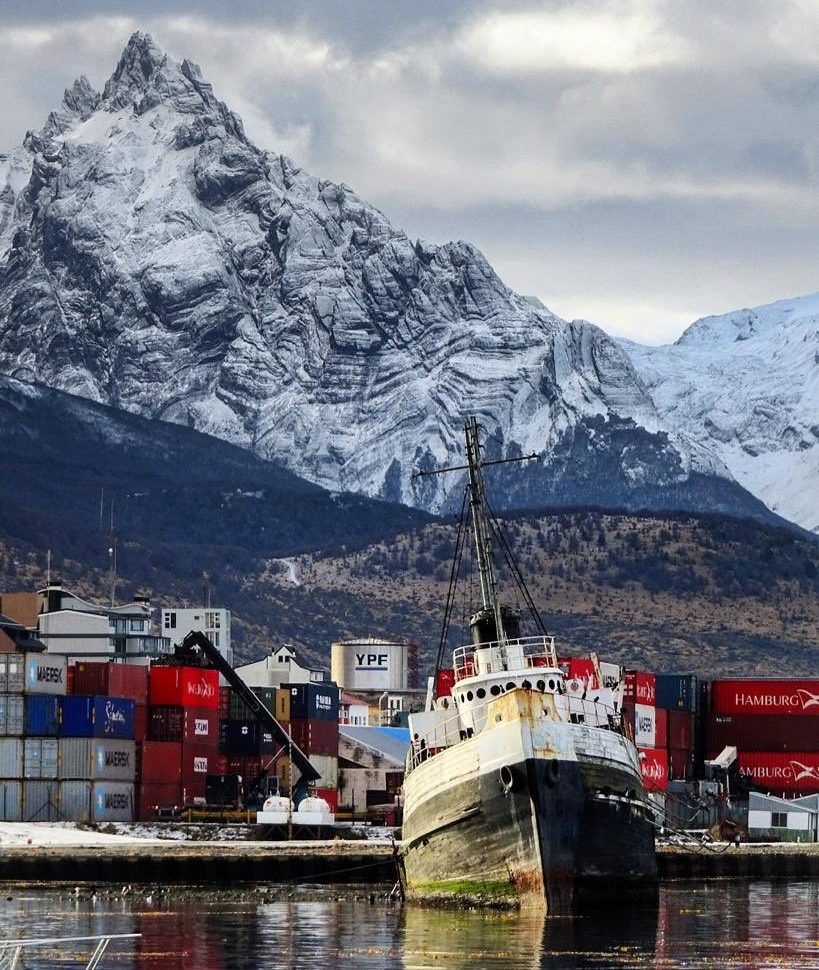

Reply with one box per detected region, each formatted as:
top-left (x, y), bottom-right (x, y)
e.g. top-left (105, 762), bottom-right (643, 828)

top-left (3, 882), bottom-right (819, 968)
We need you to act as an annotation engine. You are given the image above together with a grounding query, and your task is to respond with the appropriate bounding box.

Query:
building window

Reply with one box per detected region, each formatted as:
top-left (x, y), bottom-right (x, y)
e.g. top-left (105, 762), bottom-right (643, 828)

top-left (164, 613), bottom-right (176, 630)
top-left (113, 618), bottom-right (127, 635)
top-left (131, 619), bottom-right (146, 632)
top-left (212, 632), bottom-right (220, 647)
top-left (206, 612), bottom-right (221, 629)
top-left (771, 812), bottom-right (788, 828)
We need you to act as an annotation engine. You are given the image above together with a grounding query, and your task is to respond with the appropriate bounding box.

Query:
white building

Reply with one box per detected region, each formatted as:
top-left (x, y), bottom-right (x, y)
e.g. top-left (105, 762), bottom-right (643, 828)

top-left (235, 644), bottom-right (325, 688)
top-left (748, 792), bottom-right (819, 842)
top-left (161, 606), bottom-right (233, 666)
top-left (36, 585), bottom-right (170, 659)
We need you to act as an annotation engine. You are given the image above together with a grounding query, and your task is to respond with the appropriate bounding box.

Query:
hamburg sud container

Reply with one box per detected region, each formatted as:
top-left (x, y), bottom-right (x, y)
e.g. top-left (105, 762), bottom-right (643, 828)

top-left (624, 671), bottom-right (656, 706)
top-left (58, 738), bottom-right (136, 781)
top-left (0, 694), bottom-right (24, 735)
top-left (149, 666), bottom-right (219, 709)
top-left (24, 694), bottom-right (60, 736)
top-left (72, 662), bottom-right (148, 704)
top-left (23, 738), bottom-right (58, 779)
top-left (59, 695), bottom-right (136, 739)
top-left (0, 780), bottom-right (22, 822)
top-left (92, 782), bottom-right (134, 821)
top-left (712, 679), bottom-right (819, 717)
top-left (149, 707), bottom-right (218, 744)
top-left (738, 752), bottom-right (819, 793)
top-left (655, 674), bottom-right (697, 712)
top-left (707, 715), bottom-right (819, 753)
top-left (288, 683), bottom-right (339, 722)
top-left (24, 653), bottom-right (67, 695)
top-left (638, 747), bottom-right (668, 792)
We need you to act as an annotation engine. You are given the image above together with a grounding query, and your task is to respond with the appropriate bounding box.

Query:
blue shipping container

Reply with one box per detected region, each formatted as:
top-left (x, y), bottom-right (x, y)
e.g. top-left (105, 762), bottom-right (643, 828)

top-left (224, 721), bottom-right (275, 755)
top-left (288, 683), bottom-right (339, 722)
top-left (656, 674), bottom-right (698, 713)
top-left (59, 696), bottom-right (136, 739)
top-left (24, 694), bottom-right (60, 736)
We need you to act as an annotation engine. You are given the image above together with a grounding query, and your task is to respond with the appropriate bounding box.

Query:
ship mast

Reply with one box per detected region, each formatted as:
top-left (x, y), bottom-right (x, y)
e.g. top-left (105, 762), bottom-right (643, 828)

top-left (465, 417), bottom-right (506, 644)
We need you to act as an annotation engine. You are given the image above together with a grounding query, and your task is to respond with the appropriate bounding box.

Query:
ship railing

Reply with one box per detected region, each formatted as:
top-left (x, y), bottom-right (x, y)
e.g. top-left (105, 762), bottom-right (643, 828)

top-left (0, 933), bottom-right (141, 969)
top-left (407, 691), bottom-right (625, 773)
top-left (452, 635), bottom-right (558, 682)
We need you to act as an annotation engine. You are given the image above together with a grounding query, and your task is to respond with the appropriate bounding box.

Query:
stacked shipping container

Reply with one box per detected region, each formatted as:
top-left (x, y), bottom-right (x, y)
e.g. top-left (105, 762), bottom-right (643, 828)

top-left (622, 669), bottom-right (669, 793)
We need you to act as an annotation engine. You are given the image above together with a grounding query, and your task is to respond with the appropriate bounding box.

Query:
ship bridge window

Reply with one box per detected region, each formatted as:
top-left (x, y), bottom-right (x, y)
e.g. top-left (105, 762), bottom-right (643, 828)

top-left (537, 680), bottom-right (546, 692)
top-left (477, 688), bottom-right (486, 699)
top-left (467, 690), bottom-right (474, 701)
top-left (491, 685), bottom-right (501, 697)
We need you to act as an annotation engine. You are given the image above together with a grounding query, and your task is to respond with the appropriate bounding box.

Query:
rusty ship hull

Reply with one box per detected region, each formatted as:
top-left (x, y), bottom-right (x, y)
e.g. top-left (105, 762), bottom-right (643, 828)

top-left (401, 690), bottom-right (657, 910)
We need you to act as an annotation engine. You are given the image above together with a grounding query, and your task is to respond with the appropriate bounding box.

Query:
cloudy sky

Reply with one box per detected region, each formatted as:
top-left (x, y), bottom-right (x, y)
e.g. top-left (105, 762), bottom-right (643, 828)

top-left (2, 0), bottom-right (819, 343)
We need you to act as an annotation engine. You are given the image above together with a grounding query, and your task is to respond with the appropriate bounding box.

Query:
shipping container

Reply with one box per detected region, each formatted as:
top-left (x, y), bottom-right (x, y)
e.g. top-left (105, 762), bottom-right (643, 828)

top-left (638, 747), bottom-right (668, 792)
top-left (622, 703), bottom-right (656, 748)
top-left (3, 654), bottom-right (25, 694)
top-left (91, 781), bottom-right (134, 822)
top-left (72, 662), bottom-right (148, 704)
top-left (24, 694), bottom-right (60, 736)
top-left (59, 780), bottom-right (91, 823)
top-left (181, 741), bottom-right (216, 783)
top-left (654, 707), bottom-right (668, 749)
top-left (624, 671), bottom-right (656, 706)
top-left (22, 780), bottom-right (60, 821)
top-left (58, 739), bottom-right (136, 781)
top-left (712, 679), bottom-right (819, 717)
top-left (289, 719), bottom-right (339, 756)
top-left (59, 695), bottom-right (136, 739)
top-left (228, 687), bottom-right (277, 722)
top-left (0, 694), bottom-right (24, 735)
top-left (219, 687), bottom-right (231, 720)
top-left (205, 774), bottom-right (241, 807)
top-left (214, 754), bottom-right (228, 775)
top-left (24, 654), bottom-right (67, 695)
top-left (313, 787), bottom-right (338, 812)
top-left (0, 738), bottom-right (24, 776)
top-left (149, 667), bottom-right (219, 710)
top-left (137, 782), bottom-right (182, 821)
top-left (223, 721), bottom-right (275, 755)
top-left (668, 711), bottom-right (694, 751)
top-left (134, 704), bottom-right (147, 742)
top-left (598, 661), bottom-right (623, 691)
top-left (149, 706), bottom-right (218, 744)
top-left (668, 747), bottom-right (693, 781)
top-left (309, 754), bottom-right (339, 788)
top-left (137, 741), bottom-right (182, 784)
top-left (737, 751), bottom-right (819, 793)
top-left (288, 683), bottom-right (339, 722)
top-left (0, 780), bottom-right (22, 821)
top-left (707, 715), bottom-right (819, 754)
top-left (656, 674), bottom-right (698, 712)
top-left (23, 738), bottom-right (58, 779)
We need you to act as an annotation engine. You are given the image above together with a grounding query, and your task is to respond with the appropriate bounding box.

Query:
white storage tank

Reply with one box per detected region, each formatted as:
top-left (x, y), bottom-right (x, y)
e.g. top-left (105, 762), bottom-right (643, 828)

top-left (331, 638), bottom-right (408, 692)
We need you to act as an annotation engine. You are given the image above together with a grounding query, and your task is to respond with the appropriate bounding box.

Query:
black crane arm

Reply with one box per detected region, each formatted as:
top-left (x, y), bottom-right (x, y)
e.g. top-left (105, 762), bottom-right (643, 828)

top-left (178, 631), bottom-right (320, 784)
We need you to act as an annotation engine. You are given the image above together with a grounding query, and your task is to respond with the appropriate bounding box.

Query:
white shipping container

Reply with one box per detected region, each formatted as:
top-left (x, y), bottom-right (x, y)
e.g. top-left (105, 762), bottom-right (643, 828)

top-left (0, 655), bottom-right (7, 693)
top-left (0, 780), bottom-right (22, 821)
top-left (59, 781), bottom-right (92, 823)
top-left (3, 655), bottom-right (24, 693)
top-left (0, 738), bottom-right (24, 777)
top-left (24, 653), bottom-right (67, 696)
top-left (22, 780), bottom-right (60, 821)
top-left (58, 739), bottom-right (136, 781)
top-left (310, 754), bottom-right (339, 788)
top-left (634, 704), bottom-right (657, 748)
top-left (24, 738), bottom-right (59, 779)
top-left (0, 694), bottom-right (24, 736)
top-left (91, 782), bottom-right (134, 822)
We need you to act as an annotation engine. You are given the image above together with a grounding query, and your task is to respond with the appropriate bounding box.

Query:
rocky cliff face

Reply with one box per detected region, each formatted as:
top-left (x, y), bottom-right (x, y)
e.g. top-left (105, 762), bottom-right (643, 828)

top-left (624, 294), bottom-right (819, 535)
top-left (0, 33), bottom-right (771, 521)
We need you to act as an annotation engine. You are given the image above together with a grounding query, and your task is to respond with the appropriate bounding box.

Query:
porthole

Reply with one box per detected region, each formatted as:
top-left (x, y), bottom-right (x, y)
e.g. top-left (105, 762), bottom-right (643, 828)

top-left (506, 682), bottom-right (516, 691)
top-left (466, 690), bottom-right (474, 701)
top-left (537, 680), bottom-right (546, 692)
top-left (490, 685), bottom-right (501, 696)
top-left (548, 679), bottom-right (556, 691)
top-left (460, 694), bottom-right (465, 703)
top-left (522, 680), bottom-right (532, 690)
top-left (477, 688), bottom-right (486, 699)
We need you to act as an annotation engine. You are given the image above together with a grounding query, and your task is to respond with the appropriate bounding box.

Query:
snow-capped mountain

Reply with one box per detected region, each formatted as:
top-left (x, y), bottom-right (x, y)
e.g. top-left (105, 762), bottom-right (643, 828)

top-left (0, 33), bottom-right (774, 522)
top-left (623, 294), bottom-right (819, 534)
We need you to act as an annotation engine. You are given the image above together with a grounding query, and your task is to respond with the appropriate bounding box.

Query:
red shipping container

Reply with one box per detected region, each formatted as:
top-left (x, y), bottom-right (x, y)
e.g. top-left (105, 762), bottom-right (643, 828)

top-left (707, 714), bottom-right (819, 753)
top-left (624, 671), bottom-right (656, 706)
top-left (137, 741), bottom-right (182, 784)
top-left (435, 669), bottom-right (455, 698)
top-left (313, 787), bottom-right (338, 812)
top-left (668, 747), bottom-right (693, 781)
top-left (219, 687), bottom-right (231, 719)
top-left (150, 707), bottom-right (219, 743)
top-left (137, 782), bottom-right (182, 821)
top-left (67, 665), bottom-right (75, 694)
top-left (214, 754), bottom-right (229, 775)
top-left (654, 708), bottom-right (668, 749)
top-left (149, 666), bottom-right (219, 709)
top-left (289, 719), bottom-right (339, 756)
top-left (73, 662), bottom-right (149, 704)
top-left (668, 711), bottom-right (694, 751)
top-left (181, 741), bottom-right (217, 784)
top-left (712, 680), bottom-right (819, 717)
top-left (738, 751), bottom-right (819, 793)
top-left (134, 704), bottom-right (148, 742)
top-left (638, 747), bottom-right (668, 791)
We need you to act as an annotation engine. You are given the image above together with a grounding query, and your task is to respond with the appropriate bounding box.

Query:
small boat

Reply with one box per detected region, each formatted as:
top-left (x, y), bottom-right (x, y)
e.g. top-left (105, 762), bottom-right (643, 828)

top-left (401, 417), bottom-right (657, 910)
top-left (0, 932), bottom-right (140, 968)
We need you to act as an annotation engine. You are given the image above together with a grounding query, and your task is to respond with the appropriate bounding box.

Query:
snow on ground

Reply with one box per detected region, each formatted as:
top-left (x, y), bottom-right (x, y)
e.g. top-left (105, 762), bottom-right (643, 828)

top-left (0, 822), bottom-right (167, 847)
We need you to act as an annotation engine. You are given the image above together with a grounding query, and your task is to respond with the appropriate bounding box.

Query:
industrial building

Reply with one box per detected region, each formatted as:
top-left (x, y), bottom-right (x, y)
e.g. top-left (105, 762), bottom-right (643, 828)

top-left (162, 606), bottom-right (232, 665)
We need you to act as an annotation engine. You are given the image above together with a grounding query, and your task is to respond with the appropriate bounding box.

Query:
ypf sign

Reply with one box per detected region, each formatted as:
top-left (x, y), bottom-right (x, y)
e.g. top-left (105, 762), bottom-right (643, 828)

top-left (352, 648), bottom-right (392, 688)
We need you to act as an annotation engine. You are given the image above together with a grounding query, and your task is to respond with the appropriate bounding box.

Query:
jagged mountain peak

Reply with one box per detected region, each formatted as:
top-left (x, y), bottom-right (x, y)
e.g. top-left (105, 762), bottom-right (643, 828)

top-left (0, 34), bottom-right (780, 527)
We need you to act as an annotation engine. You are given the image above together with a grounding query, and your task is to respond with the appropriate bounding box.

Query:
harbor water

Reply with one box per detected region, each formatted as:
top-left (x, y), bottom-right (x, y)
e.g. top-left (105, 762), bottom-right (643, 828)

top-left (3, 880), bottom-right (819, 967)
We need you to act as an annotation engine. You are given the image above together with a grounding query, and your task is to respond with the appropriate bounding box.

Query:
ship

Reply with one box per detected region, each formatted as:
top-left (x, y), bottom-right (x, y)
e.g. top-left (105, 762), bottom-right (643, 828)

top-left (401, 417), bottom-right (657, 910)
